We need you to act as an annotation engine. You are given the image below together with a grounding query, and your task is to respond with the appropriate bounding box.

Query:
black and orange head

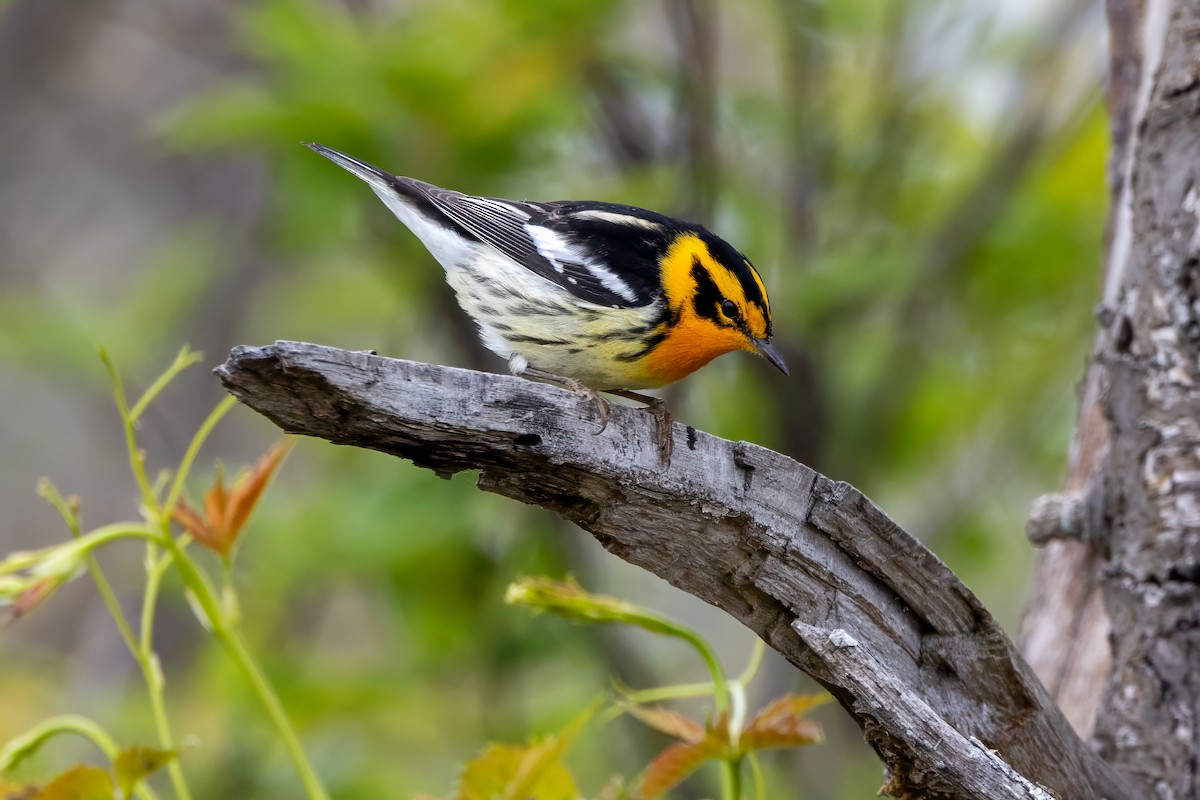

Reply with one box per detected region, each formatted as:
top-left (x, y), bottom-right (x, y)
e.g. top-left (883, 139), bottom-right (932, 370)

top-left (655, 228), bottom-right (787, 378)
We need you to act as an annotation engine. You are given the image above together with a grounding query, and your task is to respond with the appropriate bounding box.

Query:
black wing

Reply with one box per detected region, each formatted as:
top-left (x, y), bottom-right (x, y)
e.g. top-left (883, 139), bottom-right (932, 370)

top-left (397, 181), bottom-right (672, 308)
top-left (305, 144), bottom-right (677, 308)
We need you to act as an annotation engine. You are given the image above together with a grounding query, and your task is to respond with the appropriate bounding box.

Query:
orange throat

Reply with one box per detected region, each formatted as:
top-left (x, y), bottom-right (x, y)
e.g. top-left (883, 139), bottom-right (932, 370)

top-left (641, 314), bottom-right (750, 387)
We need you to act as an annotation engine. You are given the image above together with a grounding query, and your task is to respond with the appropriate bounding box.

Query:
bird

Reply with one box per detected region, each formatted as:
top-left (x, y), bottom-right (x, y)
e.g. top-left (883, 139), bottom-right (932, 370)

top-left (305, 142), bottom-right (787, 456)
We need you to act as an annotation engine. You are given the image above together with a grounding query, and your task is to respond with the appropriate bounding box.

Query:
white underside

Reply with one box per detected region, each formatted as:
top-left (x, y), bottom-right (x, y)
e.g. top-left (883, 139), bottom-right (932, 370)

top-left (373, 186), bottom-right (660, 388)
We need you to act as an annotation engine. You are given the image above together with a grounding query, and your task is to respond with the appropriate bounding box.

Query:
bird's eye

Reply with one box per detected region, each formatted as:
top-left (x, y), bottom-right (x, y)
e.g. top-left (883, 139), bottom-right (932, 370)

top-left (721, 299), bottom-right (741, 320)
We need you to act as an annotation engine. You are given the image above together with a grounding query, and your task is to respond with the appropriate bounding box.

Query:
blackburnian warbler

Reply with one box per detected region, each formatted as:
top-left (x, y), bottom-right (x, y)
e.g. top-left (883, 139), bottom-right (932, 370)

top-left (306, 143), bottom-right (787, 444)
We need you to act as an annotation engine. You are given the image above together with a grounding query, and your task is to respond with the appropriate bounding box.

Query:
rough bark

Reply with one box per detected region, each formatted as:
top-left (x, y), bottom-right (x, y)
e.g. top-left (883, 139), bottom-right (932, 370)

top-left (217, 341), bottom-right (1132, 800)
top-left (1093, 0), bottom-right (1200, 794)
top-left (1022, 1), bottom-right (1200, 797)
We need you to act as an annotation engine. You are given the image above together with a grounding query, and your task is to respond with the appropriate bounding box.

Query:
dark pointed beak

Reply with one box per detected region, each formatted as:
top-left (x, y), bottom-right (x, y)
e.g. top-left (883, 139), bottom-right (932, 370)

top-left (752, 337), bottom-right (789, 376)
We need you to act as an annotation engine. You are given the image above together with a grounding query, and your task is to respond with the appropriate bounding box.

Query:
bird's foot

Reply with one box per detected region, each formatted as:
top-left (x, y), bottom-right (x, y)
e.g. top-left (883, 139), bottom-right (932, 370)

top-left (516, 363), bottom-right (611, 434)
top-left (562, 377), bottom-right (611, 434)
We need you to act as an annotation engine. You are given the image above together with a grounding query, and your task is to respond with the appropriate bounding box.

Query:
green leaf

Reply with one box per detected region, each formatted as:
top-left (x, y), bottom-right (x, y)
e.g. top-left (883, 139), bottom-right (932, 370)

top-left (456, 743), bottom-right (577, 800)
top-left (507, 577), bottom-right (732, 717)
top-left (31, 766), bottom-right (113, 800)
top-left (504, 576), bottom-right (686, 638)
top-left (113, 747), bottom-right (177, 797)
top-left (454, 702), bottom-right (597, 800)
top-left (0, 525), bottom-right (153, 628)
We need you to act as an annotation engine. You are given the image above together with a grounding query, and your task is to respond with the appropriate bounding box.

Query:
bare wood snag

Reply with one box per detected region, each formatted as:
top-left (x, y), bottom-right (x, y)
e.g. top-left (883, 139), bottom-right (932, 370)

top-left (217, 342), bottom-right (1131, 799)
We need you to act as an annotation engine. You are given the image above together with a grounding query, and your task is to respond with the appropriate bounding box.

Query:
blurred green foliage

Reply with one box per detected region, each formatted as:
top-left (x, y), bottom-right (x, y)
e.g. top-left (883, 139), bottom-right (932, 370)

top-left (1, 0), bottom-right (1106, 797)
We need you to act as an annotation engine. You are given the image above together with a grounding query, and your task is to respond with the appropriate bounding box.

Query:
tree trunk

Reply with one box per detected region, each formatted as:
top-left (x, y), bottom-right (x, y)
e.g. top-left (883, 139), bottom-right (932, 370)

top-left (1021, 0), bottom-right (1200, 796)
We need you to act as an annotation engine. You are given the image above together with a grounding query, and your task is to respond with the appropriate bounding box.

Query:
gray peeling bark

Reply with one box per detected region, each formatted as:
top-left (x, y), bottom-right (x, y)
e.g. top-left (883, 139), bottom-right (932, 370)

top-left (1093, 0), bottom-right (1200, 794)
top-left (1021, 1), bottom-right (1200, 797)
top-left (217, 341), bottom-right (1131, 800)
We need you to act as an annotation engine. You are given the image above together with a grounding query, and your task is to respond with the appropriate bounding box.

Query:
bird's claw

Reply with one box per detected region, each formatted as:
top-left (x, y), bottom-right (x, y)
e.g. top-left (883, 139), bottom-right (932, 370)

top-left (561, 377), bottom-right (610, 434)
top-left (511, 363), bottom-right (610, 434)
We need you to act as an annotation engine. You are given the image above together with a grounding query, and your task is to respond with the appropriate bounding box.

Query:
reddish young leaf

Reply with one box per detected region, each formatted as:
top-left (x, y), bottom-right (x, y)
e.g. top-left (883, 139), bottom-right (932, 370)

top-left (624, 704), bottom-right (705, 743)
top-left (745, 692), bottom-right (831, 729)
top-left (224, 439), bottom-right (292, 538)
top-left (171, 499), bottom-right (214, 548)
top-left (0, 781), bottom-right (38, 800)
top-left (640, 735), bottom-right (728, 799)
top-left (203, 467), bottom-right (229, 541)
top-left (3, 578), bottom-right (60, 627)
top-left (739, 716), bottom-right (823, 753)
top-left (738, 693), bottom-right (828, 753)
top-left (172, 438), bottom-right (293, 557)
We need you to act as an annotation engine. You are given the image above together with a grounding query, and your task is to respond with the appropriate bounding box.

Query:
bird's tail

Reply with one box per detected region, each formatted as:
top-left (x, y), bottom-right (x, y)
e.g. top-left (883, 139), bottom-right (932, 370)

top-left (304, 142), bottom-right (397, 194)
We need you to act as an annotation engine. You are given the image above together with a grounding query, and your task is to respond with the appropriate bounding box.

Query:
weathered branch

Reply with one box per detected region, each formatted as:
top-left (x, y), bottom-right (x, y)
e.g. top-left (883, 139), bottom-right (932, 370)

top-left (216, 341), bottom-right (1131, 800)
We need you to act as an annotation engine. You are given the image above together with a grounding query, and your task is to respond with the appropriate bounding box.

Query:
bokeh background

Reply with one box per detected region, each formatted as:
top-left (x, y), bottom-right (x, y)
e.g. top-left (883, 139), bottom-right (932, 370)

top-left (0, 0), bottom-right (1107, 797)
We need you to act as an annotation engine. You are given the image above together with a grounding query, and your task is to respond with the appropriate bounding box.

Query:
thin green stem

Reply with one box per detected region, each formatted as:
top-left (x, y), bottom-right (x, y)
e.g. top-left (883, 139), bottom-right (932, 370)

top-left (164, 395), bottom-right (237, 515)
top-left (599, 677), bottom-right (722, 723)
top-left (620, 681), bottom-right (716, 705)
top-left (99, 348), bottom-right (157, 510)
top-left (143, 652), bottom-right (189, 800)
top-left (735, 638), bottom-right (766, 686)
top-left (220, 559), bottom-right (240, 626)
top-left (139, 554), bottom-right (167, 651)
top-left (673, 627), bottom-right (730, 718)
top-left (748, 752), bottom-right (766, 800)
top-left (215, 627), bottom-right (329, 800)
top-left (1, 714), bottom-right (119, 763)
top-left (156, 535), bottom-right (190, 573)
top-left (39, 482), bottom-right (139, 655)
top-left (161, 536), bottom-right (328, 800)
top-left (128, 348), bottom-right (203, 423)
top-left (92, 355), bottom-right (319, 799)
top-left (720, 758), bottom-right (741, 800)
top-left (1, 525), bottom-right (160, 576)
top-left (654, 625), bottom-right (736, 797)
top-left (81, 524), bottom-right (161, 552)
top-left (103, 348), bottom-right (201, 800)
top-left (0, 716), bottom-right (158, 800)
top-left (667, 626), bottom-right (738, 798)
top-left (138, 547), bottom-right (192, 800)
top-left (151, 469), bottom-right (172, 502)
top-left (81, 548), bottom-right (141, 656)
